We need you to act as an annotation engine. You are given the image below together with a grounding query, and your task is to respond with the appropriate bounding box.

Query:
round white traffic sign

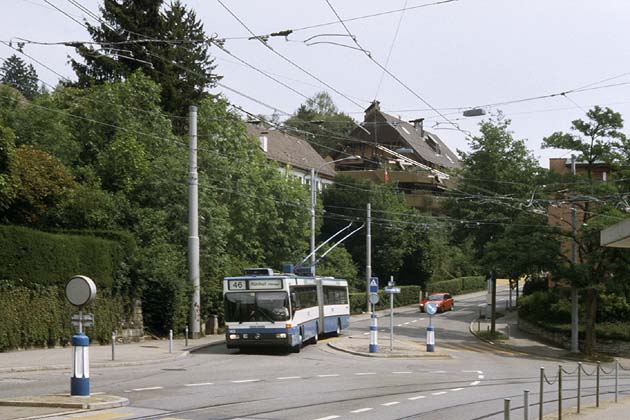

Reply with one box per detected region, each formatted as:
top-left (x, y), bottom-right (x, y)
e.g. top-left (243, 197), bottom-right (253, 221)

top-left (65, 276), bottom-right (97, 307)
top-left (424, 301), bottom-right (438, 315)
top-left (369, 293), bottom-right (379, 305)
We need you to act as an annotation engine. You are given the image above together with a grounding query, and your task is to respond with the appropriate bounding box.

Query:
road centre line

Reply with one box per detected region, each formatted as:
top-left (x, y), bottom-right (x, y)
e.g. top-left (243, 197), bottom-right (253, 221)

top-left (355, 372), bottom-right (376, 375)
top-left (184, 382), bottom-right (213, 387)
top-left (318, 374), bottom-right (340, 377)
top-left (470, 381), bottom-right (480, 386)
top-left (392, 371), bottom-right (412, 374)
top-left (313, 416), bottom-right (340, 420)
top-left (277, 376), bottom-right (301, 380)
top-left (382, 401), bottom-right (400, 406)
top-left (232, 379), bottom-right (260, 383)
top-left (408, 395), bottom-right (426, 400)
top-left (432, 391), bottom-right (447, 396)
top-left (430, 370), bottom-right (446, 373)
top-left (350, 408), bottom-right (373, 413)
top-left (131, 386), bottom-right (163, 391)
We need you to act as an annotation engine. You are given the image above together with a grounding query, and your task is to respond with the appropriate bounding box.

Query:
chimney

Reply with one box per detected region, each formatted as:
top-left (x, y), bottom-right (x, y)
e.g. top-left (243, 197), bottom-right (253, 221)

top-left (259, 130), bottom-right (268, 153)
top-left (409, 118), bottom-right (424, 137)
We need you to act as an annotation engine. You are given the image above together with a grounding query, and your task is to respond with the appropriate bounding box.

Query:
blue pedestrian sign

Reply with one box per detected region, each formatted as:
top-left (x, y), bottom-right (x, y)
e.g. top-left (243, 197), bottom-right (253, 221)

top-left (369, 277), bottom-right (379, 294)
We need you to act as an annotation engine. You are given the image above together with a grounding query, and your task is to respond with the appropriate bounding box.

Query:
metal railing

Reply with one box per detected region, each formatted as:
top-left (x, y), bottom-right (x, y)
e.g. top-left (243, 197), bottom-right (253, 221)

top-left (501, 361), bottom-right (630, 419)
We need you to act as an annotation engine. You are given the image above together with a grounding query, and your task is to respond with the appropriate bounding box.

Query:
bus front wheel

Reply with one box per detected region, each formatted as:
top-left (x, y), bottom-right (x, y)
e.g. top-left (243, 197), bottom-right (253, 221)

top-left (332, 320), bottom-right (341, 337)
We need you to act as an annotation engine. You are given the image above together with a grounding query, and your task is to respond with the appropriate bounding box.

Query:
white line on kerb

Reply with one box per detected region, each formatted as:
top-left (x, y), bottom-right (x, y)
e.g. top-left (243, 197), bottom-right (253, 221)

top-left (131, 386), bottom-right (163, 391)
top-left (355, 372), bottom-right (377, 375)
top-left (318, 374), bottom-right (340, 377)
top-left (408, 395), bottom-right (426, 400)
top-left (185, 382), bottom-right (213, 387)
top-left (277, 376), bottom-right (301, 380)
top-left (392, 371), bottom-right (412, 374)
top-left (470, 380), bottom-right (480, 386)
top-left (432, 391), bottom-right (447, 396)
top-left (313, 416), bottom-right (340, 420)
top-left (350, 408), bottom-right (373, 413)
top-left (450, 388), bottom-right (464, 391)
top-left (232, 379), bottom-right (260, 383)
top-left (382, 401), bottom-right (400, 406)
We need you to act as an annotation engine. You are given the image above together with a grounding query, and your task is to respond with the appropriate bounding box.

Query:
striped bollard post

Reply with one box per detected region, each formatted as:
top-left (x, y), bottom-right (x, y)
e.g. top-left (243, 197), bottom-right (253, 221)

top-left (71, 333), bottom-right (90, 396)
top-left (426, 325), bottom-right (435, 352)
top-left (369, 313), bottom-right (378, 353)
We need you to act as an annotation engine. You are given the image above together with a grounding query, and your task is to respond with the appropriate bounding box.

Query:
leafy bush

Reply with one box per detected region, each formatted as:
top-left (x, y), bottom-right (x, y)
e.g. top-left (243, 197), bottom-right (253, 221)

top-left (426, 276), bottom-right (486, 295)
top-left (518, 291), bottom-right (570, 324)
top-left (598, 294), bottom-right (630, 322)
top-left (0, 225), bottom-right (130, 290)
top-left (0, 285), bottom-right (127, 351)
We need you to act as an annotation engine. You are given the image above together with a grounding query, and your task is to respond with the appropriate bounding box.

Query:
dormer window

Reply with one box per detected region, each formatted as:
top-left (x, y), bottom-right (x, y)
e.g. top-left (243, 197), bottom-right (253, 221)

top-left (425, 134), bottom-right (441, 155)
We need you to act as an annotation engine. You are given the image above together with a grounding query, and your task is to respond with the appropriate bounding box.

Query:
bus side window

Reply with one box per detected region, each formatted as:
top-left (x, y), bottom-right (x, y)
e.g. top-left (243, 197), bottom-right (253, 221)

top-left (290, 291), bottom-right (298, 315)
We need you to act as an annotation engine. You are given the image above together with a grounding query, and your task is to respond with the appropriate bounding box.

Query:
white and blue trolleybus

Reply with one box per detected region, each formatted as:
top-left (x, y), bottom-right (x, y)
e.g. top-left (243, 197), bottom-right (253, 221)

top-left (223, 267), bottom-right (350, 352)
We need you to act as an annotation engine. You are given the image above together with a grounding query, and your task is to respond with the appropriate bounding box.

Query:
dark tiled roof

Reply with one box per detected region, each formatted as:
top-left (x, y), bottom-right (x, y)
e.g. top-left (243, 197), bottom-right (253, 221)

top-left (246, 124), bottom-right (336, 177)
top-left (379, 112), bottom-right (460, 169)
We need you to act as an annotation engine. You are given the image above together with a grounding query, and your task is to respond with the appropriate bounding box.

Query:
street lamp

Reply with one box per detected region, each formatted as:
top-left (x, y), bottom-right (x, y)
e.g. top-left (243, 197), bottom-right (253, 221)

top-left (310, 155), bottom-right (359, 277)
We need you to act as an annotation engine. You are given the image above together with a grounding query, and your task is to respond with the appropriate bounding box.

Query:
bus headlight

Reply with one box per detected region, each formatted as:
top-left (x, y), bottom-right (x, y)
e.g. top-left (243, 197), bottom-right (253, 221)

top-left (229, 334), bottom-right (239, 340)
top-left (276, 333), bottom-right (287, 339)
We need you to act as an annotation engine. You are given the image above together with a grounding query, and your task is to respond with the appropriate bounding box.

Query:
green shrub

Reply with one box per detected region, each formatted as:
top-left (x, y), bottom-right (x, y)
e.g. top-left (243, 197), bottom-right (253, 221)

top-left (0, 225), bottom-right (131, 290)
top-left (426, 276), bottom-right (486, 295)
top-left (518, 291), bottom-right (570, 324)
top-left (0, 285), bottom-right (127, 351)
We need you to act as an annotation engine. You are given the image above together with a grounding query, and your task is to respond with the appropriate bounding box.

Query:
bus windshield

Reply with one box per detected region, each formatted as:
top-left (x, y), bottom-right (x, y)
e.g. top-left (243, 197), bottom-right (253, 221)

top-left (224, 291), bottom-right (290, 323)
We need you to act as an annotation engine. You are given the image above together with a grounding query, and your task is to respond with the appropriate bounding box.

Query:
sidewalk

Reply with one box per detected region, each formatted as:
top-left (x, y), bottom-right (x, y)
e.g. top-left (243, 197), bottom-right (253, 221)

top-left (0, 335), bottom-right (225, 420)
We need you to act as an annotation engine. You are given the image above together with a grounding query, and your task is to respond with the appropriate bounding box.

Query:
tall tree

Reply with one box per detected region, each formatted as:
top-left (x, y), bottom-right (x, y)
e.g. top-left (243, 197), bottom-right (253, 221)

top-left (445, 114), bottom-right (542, 261)
top-left (284, 92), bottom-right (356, 158)
top-left (0, 55), bottom-right (38, 100)
top-left (542, 106), bottom-right (627, 355)
top-left (71, 0), bottom-right (217, 117)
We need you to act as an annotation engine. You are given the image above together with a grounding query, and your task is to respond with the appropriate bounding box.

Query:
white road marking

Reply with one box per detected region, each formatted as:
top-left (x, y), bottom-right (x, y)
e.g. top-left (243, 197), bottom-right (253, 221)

top-left (396, 324), bottom-right (403, 327)
top-left (478, 375), bottom-right (485, 379)
top-left (185, 382), bottom-right (213, 387)
top-left (131, 386), bottom-right (163, 391)
top-left (318, 374), bottom-right (340, 377)
top-left (408, 395), bottom-right (426, 400)
top-left (355, 372), bottom-right (376, 376)
top-left (418, 318), bottom-right (425, 321)
top-left (232, 379), bottom-right (260, 383)
top-left (432, 391), bottom-right (447, 396)
top-left (470, 381), bottom-right (480, 386)
top-left (363, 332), bottom-right (370, 335)
top-left (90, 392), bottom-right (105, 395)
top-left (450, 388), bottom-right (464, 391)
top-left (478, 370), bottom-right (484, 374)
top-left (404, 322), bottom-right (411, 325)
top-left (277, 376), bottom-right (301, 380)
top-left (430, 370), bottom-right (446, 373)
top-left (392, 371), bottom-right (412, 374)
top-left (350, 408), bottom-right (373, 413)
top-left (382, 401), bottom-right (400, 406)
top-left (462, 370), bottom-right (479, 373)
top-left (313, 416), bottom-right (340, 420)
top-left (411, 320), bottom-right (418, 323)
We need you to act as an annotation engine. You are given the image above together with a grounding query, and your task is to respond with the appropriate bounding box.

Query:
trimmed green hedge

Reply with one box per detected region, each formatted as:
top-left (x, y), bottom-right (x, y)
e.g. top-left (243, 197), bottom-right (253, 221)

top-left (0, 285), bottom-right (127, 351)
top-left (349, 276), bottom-right (485, 314)
top-left (0, 225), bottom-right (128, 290)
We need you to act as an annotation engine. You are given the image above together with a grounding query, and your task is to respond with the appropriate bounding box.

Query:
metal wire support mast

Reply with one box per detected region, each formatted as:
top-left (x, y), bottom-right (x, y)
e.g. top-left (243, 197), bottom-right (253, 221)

top-left (188, 106), bottom-right (201, 338)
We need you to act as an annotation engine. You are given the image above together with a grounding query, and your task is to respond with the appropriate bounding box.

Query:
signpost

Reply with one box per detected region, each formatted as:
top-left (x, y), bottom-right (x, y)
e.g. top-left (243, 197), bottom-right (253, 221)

top-left (369, 277), bottom-right (379, 353)
top-left (424, 301), bottom-right (438, 352)
top-left (65, 275), bottom-right (97, 397)
top-left (384, 276), bottom-right (400, 351)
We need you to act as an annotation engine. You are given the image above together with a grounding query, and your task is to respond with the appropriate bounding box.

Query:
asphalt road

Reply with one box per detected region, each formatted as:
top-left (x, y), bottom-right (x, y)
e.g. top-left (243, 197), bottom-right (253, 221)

top-left (2, 288), bottom-right (629, 420)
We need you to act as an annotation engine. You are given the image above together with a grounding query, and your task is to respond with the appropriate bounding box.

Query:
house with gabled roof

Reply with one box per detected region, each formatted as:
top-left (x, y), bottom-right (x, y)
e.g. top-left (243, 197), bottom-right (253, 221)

top-left (334, 101), bottom-right (460, 211)
top-left (246, 123), bottom-right (337, 191)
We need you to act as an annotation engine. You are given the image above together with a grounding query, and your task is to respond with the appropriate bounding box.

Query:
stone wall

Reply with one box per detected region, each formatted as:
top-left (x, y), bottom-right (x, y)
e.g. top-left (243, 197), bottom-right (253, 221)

top-left (518, 318), bottom-right (630, 357)
top-left (118, 299), bottom-right (144, 343)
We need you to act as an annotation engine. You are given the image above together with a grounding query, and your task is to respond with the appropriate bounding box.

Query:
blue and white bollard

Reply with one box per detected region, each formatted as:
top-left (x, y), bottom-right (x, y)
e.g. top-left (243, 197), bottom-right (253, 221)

top-left (426, 325), bottom-right (435, 352)
top-left (369, 313), bottom-right (378, 353)
top-left (71, 333), bottom-right (90, 396)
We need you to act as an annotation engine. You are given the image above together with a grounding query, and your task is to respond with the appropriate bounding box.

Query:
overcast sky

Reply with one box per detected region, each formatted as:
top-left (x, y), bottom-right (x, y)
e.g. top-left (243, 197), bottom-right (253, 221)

top-left (2, 0), bottom-right (629, 168)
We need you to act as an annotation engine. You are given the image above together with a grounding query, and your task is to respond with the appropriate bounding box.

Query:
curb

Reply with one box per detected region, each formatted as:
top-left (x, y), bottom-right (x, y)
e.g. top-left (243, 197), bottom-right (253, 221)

top-left (0, 339), bottom-right (226, 373)
top-left (0, 396), bottom-right (129, 410)
top-left (327, 338), bottom-right (451, 359)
